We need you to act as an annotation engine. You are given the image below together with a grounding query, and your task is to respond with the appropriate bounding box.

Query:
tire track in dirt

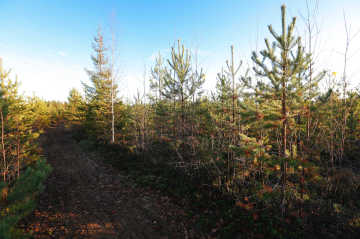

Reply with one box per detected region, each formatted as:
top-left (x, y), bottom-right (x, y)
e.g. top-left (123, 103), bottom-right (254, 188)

top-left (21, 123), bottom-right (185, 239)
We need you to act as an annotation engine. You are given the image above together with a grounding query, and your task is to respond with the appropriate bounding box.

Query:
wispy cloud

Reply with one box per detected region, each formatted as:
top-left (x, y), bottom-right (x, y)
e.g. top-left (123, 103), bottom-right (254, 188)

top-left (5, 46), bottom-right (10, 49)
top-left (27, 60), bottom-right (42, 66)
top-left (1, 56), bottom-right (21, 62)
top-left (46, 50), bottom-right (67, 56)
top-left (38, 51), bottom-right (52, 56)
top-left (147, 48), bottom-right (171, 61)
top-left (42, 50), bottom-right (54, 56)
top-left (71, 65), bottom-right (82, 70)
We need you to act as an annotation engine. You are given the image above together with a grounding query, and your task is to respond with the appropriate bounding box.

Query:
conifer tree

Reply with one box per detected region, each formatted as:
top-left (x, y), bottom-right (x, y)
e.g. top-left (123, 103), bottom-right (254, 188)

top-left (149, 52), bottom-right (167, 153)
top-left (83, 25), bottom-right (121, 143)
top-left (0, 59), bottom-right (53, 238)
top-left (211, 47), bottom-right (248, 181)
top-left (0, 158), bottom-right (52, 239)
top-left (251, 4), bottom-right (310, 157)
top-left (248, 4), bottom-right (323, 218)
top-left (149, 52), bottom-right (165, 102)
top-left (0, 59), bottom-right (41, 181)
top-left (82, 25), bottom-right (109, 139)
top-left (163, 39), bottom-right (205, 156)
top-left (30, 96), bottom-right (51, 130)
top-left (65, 87), bottom-right (84, 126)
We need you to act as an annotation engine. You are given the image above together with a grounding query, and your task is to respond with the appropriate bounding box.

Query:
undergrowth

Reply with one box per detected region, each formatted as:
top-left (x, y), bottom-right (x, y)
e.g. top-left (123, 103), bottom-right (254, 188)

top-left (73, 134), bottom-right (358, 239)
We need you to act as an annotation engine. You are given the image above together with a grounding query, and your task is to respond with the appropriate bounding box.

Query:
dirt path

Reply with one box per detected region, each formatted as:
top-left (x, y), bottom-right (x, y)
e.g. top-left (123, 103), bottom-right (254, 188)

top-left (18, 123), bottom-right (192, 238)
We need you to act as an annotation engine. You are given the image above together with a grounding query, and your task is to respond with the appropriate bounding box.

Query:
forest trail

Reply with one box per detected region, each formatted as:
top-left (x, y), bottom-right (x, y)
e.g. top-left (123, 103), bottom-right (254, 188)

top-left (19, 123), bottom-right (187, 239)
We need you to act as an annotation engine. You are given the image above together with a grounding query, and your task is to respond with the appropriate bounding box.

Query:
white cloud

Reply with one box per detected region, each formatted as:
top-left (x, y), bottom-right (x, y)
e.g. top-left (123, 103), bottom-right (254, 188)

top-left (5, 46), bottom-right (10, 49)
top-left (147, 48), bottom-right (171, 61)
top-left (58, 52), bottom-right (68, 56)
top-left (1, 56), bottom-right (21, 62)
top-left (71, 65), bottom-right (82, 70)
top-left (27, 60), bottom-right (41, 66)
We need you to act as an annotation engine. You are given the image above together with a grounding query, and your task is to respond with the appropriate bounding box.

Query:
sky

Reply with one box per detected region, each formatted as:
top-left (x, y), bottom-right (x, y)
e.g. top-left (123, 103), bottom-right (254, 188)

top-left (0, 0), bottom-right (359, 102)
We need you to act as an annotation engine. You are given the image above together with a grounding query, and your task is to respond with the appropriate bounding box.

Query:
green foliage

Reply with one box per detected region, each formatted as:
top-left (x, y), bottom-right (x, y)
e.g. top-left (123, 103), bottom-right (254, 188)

top-left (0, 158), bottom-right (52, 239)
top-left (0, 60), bottom-right (60, 181)
top-left (66, 5), bottom-right (360, 239)
top-left (80, 25), bottom-right (125, 144)
top-left (65, 87), bottom-right (84, 126)
top-left (163, 38), bottom-right (205, 101)
top-left (149, 51), bottom-right (166, 102)
top-left (0, 59), bottom-right (55, 239)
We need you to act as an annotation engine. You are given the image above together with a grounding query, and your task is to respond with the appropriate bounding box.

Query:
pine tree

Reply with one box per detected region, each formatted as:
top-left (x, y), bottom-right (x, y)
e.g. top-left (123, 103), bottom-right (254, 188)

top-left (163, 39), bottom-right (205, 156)
top-left (149, 52), bottom-right (165, 102)
top-left (248, 4), bottom-right (323, 218)
top-left (0, 59), bottom-right (41, 181)
top-left (0, 59), bottom-right (53, 238)
top-left (149, 52), bottom-right (166, 149)
top-left (211, 67), bottom-right (231, 137)
top-left (0, 158), bottom-right (52, 239)
top-left (210, 46), bottom-right (248, 181)
top-left (30, 96), bottom-right (52, 130)
top-left (83, 25), bottom-right (121, 143)
top-left (251, 4), bottom-right (305, 157)
top-left (65, 87), bottom-right (84, 126)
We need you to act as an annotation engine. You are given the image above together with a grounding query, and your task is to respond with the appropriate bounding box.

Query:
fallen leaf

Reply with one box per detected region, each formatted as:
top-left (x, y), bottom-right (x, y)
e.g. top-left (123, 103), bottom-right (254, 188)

top-left (252, 212), bottom-right (258, 221)
top-left (291, 210), bottom-right (299, 218)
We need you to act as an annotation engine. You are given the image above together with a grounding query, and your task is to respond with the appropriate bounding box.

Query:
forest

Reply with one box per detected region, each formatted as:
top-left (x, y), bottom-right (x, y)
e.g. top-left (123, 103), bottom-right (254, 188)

top-left (1, 3), bottom-right (360, 239)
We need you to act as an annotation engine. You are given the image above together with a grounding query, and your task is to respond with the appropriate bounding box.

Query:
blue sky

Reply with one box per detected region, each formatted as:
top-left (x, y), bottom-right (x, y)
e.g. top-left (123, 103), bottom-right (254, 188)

top-left (0, 0), bottom-right (359, 101)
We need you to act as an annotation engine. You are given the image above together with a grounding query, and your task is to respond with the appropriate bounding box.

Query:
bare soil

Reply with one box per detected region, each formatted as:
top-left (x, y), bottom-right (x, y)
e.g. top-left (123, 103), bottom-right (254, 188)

top-left (18, 123), bottom-right (208, 238)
